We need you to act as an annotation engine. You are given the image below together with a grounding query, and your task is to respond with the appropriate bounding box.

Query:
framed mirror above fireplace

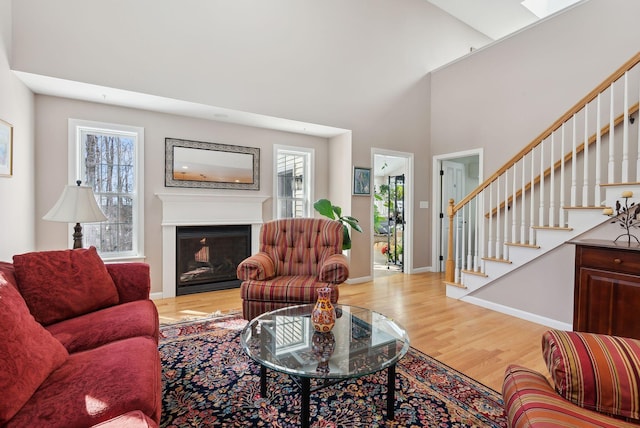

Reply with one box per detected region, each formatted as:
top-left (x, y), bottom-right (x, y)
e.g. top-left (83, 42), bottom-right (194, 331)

top-left (165, 138), bottom-right (260, 190)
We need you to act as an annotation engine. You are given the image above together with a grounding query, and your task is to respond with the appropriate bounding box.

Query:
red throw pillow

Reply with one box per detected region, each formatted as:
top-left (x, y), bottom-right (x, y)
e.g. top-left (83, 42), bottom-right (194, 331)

top-left (13, 247), bottom-right (119, 325)
top-left (0, 281), bottom-right (68, 423)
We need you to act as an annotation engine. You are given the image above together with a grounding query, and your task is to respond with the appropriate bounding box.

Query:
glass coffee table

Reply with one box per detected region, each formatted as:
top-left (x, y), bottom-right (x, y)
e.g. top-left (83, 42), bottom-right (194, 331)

top-left (240, 304), bottom-right (410, 428)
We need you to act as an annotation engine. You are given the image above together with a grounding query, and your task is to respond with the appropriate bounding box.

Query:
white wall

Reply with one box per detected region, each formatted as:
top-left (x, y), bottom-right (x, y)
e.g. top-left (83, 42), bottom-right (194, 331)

top-left (11, 0), bottom-right (491, 278)
top-left (0, 0), bottom-right (35, 261)
top-left (34, 95), bottom-right (330, 294)
top-left (431, 0), bottom-right (640, 173)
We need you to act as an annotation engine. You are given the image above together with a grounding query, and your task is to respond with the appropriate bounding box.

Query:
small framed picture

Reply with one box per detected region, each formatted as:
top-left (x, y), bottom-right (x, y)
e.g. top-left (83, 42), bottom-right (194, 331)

top-left (353, 166), bottom-right (371, 196)
top-left (0, 119), bottom-right (13, 177)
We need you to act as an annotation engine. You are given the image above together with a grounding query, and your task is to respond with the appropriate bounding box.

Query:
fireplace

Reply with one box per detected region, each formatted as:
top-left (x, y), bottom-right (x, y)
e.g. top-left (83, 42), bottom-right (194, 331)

top-left (176, 225), bottom-right (251, 296)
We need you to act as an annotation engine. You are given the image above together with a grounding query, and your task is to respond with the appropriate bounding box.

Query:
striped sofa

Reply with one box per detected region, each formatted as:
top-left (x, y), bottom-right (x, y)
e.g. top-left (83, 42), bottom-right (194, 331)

top-left (503, 330), bottom-right (640, 427)
top-left (237, 218), bottom-right (349, 320)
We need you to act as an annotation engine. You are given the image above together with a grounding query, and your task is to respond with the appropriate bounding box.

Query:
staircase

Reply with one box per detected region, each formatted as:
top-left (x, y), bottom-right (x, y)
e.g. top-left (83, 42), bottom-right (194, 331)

top-left (445, 52), bottom-right (640, 299)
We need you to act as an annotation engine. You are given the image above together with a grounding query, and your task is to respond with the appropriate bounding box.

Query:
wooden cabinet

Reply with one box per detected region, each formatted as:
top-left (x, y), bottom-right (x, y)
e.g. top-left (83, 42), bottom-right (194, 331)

top-left (571, 239), bottom-right (640, 339)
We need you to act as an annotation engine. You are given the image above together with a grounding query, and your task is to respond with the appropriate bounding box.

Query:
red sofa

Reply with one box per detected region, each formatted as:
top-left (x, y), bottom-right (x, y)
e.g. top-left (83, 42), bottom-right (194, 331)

top-left (0, 247), bottom-right (161, 428)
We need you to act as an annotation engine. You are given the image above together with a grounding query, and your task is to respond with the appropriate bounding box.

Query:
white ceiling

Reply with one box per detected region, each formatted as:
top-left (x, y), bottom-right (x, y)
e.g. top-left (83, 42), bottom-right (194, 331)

top-left (14, 0), bottom-right (584, 139)
top-left (427, 0), bottom-right (584, 40)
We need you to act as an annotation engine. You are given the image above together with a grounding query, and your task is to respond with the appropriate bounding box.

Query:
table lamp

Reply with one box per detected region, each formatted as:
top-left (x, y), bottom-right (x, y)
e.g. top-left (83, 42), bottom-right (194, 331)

top-left (43, 180), bottom-right (108, 249)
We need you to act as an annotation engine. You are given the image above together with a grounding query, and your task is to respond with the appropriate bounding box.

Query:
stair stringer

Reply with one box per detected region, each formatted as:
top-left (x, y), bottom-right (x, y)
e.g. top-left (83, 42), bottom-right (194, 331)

top-left (447, 185), bottom-right (640, 300)
top-left (446, 208), bottom-right (606, 299)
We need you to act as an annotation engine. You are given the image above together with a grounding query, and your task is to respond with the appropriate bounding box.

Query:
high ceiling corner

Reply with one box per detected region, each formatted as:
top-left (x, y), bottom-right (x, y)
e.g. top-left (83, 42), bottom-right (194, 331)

top-left (426, 0), bottom-right (585, 41)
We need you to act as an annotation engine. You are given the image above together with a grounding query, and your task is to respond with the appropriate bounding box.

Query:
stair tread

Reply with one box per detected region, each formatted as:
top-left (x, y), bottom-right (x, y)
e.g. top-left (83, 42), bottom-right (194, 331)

top-left (462, 269), bottom-right (488, 277)
top-left (601, 182), bottom-right (640, 187)
top-left (481, 257), bottom-right (512, 264)
top-left (563, 205), bottom-right (607, 210)
top-left (444, 280), bottom-right (467, 289)
top-left (505, 242), bottom-right (541, 248)
top-left (532, 225), bottom-right (574, 231)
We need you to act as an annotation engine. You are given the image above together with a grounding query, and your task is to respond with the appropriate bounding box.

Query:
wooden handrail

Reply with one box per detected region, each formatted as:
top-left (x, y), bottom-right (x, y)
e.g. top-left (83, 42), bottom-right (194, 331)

top-left (445, 51), bottom-right (640, 285)
top-left (486, 102), bottom-right (640, 218)
top-left (452, 51), bottom-right (640, 215)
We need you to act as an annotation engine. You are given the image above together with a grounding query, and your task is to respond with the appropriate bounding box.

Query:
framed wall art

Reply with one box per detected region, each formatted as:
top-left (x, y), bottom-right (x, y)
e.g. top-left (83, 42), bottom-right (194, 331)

top-left (353, 166), bottom-right (371, 196)
top-left (0, 119), bottom-right (13, 177)
top-left (165, 138), bottom-right (260, 190)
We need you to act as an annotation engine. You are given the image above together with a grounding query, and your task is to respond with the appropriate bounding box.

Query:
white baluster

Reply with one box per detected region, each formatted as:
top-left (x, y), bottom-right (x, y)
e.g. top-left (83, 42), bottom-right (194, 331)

top-left (455, 209), bottom-right (460, 283)
top-left (521, 154), bottom-right (527, 243)
top-left (623, 72), bottom-right (629, 182)
top-left (467, 198), bottom-right (474, 271)
top-left (609, 82), bottom-right (615, 183)
top-left (559, 123), bottom-right (566, 226)
top-left (504, 169), bottom-right (509, 259)
top-left (571, 116), bottom-right (577, 206)
top-left (488, 182), bottom-right (494, 259)
top-left (549, 132), bottom-right (556, 226)
top-left (473, 194), bottom-right (485, 272)
top-left (582, 104), bottom-right (590, 206)
top-left (530, 146), bottom-right (536, 243)
top-left (539, 140), bottom-right (546, 225)
top-left (512, 162), bottom-right (518, 243)
top-left (461, 205), bottom-right (466, 272)
top-left (595, 94), bottom-right (602, 205)
top-left (495, 178), bottom-right (501, 259)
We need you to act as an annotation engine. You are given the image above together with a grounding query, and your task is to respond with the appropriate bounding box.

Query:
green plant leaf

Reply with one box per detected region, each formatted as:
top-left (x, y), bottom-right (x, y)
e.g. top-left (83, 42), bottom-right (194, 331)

top-left (342, 226), bottom-right (352, 250)
top-left (313, 199), bottom-right (335, 219)
top-left (332, 205), bottom-right (342, 218)
top-left (342, 216), bottom-right (362, 233)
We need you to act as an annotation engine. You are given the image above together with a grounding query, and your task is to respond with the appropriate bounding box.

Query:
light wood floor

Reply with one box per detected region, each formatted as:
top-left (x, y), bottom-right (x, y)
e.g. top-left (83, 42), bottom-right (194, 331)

top-left (154, 271), bottom-right (550, 392)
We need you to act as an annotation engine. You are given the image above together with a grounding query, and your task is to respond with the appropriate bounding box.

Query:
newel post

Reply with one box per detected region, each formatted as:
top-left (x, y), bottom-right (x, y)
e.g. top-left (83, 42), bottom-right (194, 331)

top-left (445, 198), bottom-right (455, 283)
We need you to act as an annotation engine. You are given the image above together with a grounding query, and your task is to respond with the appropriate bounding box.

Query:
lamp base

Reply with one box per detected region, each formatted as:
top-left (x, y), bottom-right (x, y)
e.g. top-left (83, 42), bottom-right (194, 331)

top-left (72, 222), bottom-right (83, 249)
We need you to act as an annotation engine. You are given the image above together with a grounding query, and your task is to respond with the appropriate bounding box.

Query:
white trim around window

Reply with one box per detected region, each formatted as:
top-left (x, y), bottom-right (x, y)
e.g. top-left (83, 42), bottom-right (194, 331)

top-left (273, 145), bottom-right (314, 219)
top-left (68, 119), bottom-right (145, 260)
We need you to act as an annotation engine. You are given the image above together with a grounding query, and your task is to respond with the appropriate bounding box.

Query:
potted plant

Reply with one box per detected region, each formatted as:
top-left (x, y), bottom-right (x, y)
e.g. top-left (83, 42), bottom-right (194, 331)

top-left (313, 199), bottom-right (362, 250)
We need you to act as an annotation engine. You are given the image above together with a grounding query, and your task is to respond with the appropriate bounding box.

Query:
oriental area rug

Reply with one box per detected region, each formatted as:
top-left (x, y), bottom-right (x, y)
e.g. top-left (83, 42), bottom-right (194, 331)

top-left (159, 313), bottom-right (507, 427)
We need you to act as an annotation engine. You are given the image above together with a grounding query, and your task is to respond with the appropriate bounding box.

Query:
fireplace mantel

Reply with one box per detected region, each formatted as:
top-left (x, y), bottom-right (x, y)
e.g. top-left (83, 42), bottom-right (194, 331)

top-left (155, 192), bottom-right (270, 298)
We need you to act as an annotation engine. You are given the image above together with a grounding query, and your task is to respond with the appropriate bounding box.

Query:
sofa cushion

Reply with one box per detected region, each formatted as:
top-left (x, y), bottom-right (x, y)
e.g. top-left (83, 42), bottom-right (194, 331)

top-left (13, 247), bottom-right (119, 325)
top-left (6, 336), bottom-right (161, 428)
top-left (0, 280), bottom-right (68, 424)
top-left (47, 299), bottom-right (160, 353)
top-left (543, 329), bottom-right (640, 422)
top-left (90, 410), bottom-right (158, 428)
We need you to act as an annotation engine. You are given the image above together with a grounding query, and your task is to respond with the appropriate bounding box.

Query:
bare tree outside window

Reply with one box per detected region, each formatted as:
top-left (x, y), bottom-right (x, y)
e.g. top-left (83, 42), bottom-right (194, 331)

top-left (82, 132), bottom-right (135, 254)
top-left (69, 119), bottom-right (143, 259)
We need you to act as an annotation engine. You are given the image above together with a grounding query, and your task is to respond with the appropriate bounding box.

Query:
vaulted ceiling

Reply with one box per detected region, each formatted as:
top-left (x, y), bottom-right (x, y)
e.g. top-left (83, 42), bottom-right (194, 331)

top-left (427, 0), bottom-right (584, 40)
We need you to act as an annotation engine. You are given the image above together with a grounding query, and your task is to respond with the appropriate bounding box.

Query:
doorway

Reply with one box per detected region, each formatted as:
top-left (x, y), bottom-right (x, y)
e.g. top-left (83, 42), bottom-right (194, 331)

top-left (372, 150), bottom-right (412, 276)
top-left (432, 150), bottom-right (482, 272)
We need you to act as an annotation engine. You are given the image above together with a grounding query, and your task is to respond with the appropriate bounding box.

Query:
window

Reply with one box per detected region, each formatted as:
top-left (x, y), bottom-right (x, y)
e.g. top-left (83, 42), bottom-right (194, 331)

top-left (274, 146), bottom-right (313, 218)
top-left (69, 119), bottom-right (144, 259)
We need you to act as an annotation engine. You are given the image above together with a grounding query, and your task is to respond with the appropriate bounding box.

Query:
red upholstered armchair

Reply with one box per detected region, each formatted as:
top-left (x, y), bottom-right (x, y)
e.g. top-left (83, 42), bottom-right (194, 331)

top-left (237, 218), bottom-right (349, 320)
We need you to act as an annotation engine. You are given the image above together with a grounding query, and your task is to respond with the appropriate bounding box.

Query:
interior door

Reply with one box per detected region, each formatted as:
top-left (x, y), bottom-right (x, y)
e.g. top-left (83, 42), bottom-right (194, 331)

top-left (440, 161), bottom-right (465, 271)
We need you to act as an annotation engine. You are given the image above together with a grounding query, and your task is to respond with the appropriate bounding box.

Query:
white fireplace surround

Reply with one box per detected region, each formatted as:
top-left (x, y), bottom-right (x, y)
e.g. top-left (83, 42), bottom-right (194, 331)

top-left (155, 193), bottom-right (269, 299)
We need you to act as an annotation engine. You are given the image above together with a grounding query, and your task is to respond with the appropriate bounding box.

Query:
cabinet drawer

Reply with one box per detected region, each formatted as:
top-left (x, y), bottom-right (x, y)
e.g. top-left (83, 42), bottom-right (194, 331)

top-left (578, 246), bottom-right (640, 275)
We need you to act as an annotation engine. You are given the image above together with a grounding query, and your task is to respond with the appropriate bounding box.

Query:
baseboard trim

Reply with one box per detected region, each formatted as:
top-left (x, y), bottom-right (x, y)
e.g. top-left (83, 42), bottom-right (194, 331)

top-left (462, 296), bottom-right (573, 330)
top-left (410, 266), bottom-right (433, 274)
top-left (346, 276), bottom-right (373, 284)
top-left (150, 292), bottom-right (164, 301)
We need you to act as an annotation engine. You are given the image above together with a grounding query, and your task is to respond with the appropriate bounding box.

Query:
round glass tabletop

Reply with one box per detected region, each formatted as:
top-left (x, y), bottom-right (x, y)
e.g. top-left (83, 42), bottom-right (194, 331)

top-left (240, 304), bottom-right (410, 379)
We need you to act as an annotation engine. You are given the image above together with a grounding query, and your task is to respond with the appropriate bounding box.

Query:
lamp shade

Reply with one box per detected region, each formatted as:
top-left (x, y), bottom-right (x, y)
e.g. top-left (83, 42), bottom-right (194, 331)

top-left (43, 184), bottom-right (108, 223)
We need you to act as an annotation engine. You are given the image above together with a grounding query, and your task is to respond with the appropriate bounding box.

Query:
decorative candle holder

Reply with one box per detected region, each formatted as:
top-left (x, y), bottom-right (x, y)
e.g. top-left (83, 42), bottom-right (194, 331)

top-left (603, 191), bottom-right (640, 244)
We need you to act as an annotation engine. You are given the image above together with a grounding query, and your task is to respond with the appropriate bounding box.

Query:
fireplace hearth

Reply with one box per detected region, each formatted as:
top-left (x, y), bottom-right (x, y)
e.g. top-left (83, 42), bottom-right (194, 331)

top-left (176, 225), bottom-right (251, 296)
